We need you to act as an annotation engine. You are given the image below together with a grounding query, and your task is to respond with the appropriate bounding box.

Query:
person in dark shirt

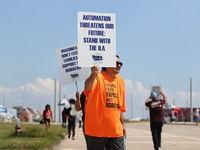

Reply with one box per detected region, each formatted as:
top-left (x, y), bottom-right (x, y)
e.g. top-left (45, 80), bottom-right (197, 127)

top-left (145, 91), bottom-right (167, 150)
top-left (66, 99), bottom-right (76, 140)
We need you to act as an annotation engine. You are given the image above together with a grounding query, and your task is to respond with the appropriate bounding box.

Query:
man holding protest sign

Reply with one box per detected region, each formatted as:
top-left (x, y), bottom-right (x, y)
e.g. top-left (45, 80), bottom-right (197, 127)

top-left (145, 91), bottom-right (167, 150)
top-left (84, 55), bottom-right (126, 150)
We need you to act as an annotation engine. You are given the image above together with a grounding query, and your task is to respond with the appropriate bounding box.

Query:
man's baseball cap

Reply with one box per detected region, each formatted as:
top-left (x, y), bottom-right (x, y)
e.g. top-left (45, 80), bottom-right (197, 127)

top-left (150, 92), bottom-right (157, 99)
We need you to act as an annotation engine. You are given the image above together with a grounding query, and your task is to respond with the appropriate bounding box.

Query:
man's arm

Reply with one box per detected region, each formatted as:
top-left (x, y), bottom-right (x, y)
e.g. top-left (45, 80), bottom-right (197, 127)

top-left (75, 91), bottom-right (82, 111)
top-left (145, 96), bottom-right (151, 106)
top-left (160, 91), bottom-right (167, 102)
top-left (67, 115), bottom-right (72, 121)
top-left (85, 66), bottom-right (99, 91)
top-left (120, 111), bottom-right (126, 136)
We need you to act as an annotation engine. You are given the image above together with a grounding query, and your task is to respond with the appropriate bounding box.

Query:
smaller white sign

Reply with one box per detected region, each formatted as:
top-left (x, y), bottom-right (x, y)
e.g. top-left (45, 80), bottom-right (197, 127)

top-left (55, 44), bottom-right (89, 85)
top-left (151, 86), bottom-right (162, 100)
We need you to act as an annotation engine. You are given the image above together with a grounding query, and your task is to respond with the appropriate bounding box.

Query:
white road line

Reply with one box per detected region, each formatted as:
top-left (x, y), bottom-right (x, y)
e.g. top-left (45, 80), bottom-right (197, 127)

top-left (127, 128), bottom-right (200, 141)
top-left (162, 133), bottom-right (200, 141)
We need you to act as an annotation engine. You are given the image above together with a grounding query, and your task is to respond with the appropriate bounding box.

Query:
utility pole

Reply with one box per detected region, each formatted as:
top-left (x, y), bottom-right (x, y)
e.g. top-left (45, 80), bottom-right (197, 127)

top-left (131, 93), bottom-right (133, 119)
top-left (54, 78), bottom-right (57, 123)
top-left (190, 78), bottom-right (193, 122)
top-left (59, 81), bottom-right (61, 123)
top-left (14, 99), bottom-right (15, 107)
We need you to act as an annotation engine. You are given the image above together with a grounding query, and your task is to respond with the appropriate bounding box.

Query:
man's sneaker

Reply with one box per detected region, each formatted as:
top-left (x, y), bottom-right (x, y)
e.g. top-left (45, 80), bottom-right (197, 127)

top-left (72, 137), bottom-right (75, 140)
top-left (68, 135), bottom-right (70, 139)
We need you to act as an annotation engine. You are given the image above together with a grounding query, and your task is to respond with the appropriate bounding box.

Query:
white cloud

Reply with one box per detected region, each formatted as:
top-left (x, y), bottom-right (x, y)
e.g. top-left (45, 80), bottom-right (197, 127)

top-left (125, 80), bottom-right (149, 97)
top-left (1, 77), bottom-right (200, 120)
top-left (24, 78), bottom-right (56, 97)
top-left (125, 79), bottom-right (133, 89)
top-left (0, 78), bottom-right (59, 98)
top-left (176, 91), bottom-right (189, 100)
top-left (135, 82), bottom-right (149, 94)
top-left (193, 91), bottom-right (200, 98)
top-left (0, 86), bottom-right (24, 98)
top-left (0, 86), bottom-right (11, 94)
top-left (124, 79), bottom-right (135, 95)
top-left (0, 78), bottom-right (70, 108)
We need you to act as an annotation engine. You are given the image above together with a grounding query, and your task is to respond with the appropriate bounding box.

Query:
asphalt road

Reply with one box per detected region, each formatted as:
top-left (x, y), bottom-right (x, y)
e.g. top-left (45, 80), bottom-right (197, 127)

top-left (53, 122), bottom-right (200, 150)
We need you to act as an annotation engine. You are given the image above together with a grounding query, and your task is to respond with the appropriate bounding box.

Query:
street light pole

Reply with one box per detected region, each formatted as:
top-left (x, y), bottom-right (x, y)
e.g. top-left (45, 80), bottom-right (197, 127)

top-left (54, 78), bottom-right (57, 123)
top-left (59, 81), bottom-right (61, 123)
top-left (190, 78), bottom-right (193, 122)
top-left (131, 93), bottom-right (133, 119)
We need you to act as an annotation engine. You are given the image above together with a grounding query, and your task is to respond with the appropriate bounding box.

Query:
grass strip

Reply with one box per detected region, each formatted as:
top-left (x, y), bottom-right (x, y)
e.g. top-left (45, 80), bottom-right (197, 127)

top-left (0, 122), bottom-right (68, 149)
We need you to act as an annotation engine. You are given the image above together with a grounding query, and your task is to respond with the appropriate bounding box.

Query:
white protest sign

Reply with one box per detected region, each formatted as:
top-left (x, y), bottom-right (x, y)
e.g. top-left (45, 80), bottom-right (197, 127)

top-left (151, 86), bottom-right (162, 100)
top-left (78, 12), bottom-right (116, 67)
top-left (55, 44), bottom-right (89, 85)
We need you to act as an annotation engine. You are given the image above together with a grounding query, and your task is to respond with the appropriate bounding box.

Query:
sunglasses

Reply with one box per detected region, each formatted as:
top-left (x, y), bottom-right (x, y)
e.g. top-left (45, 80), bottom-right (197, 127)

top-left (116, 61), bottom-right (123, 67)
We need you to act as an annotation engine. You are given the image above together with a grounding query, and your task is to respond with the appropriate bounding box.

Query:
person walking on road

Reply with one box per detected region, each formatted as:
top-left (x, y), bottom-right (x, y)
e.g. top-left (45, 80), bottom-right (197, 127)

top-left (66, 99), bottom-right (76, 140)
top-left (84, 55), bottom-right (126, 150)
top-left (145, 91), bottom-right (167, 150)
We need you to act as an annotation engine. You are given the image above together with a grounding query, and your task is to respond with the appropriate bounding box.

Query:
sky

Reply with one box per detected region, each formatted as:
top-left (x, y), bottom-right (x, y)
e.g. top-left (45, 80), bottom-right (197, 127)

top-left (1, 0), bottom-right (200, 121)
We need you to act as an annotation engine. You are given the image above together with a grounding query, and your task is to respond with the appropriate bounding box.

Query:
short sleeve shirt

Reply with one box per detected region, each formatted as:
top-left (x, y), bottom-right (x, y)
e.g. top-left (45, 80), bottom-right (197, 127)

top-left (84, 72), bottom-right (126, 137)
top-left (43, 110), bottom-right (52, 119)
top-left (145, 100), bottom-right (166, 122)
